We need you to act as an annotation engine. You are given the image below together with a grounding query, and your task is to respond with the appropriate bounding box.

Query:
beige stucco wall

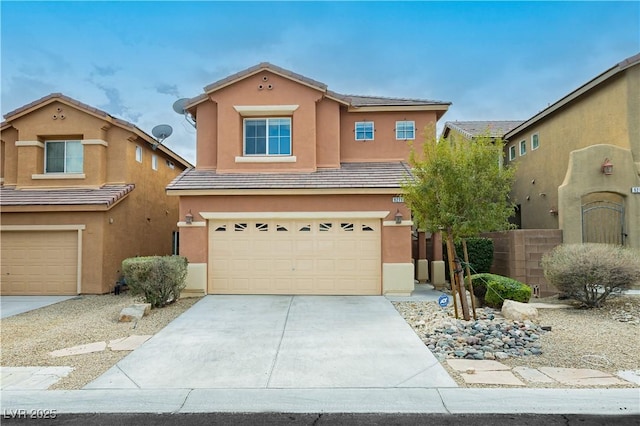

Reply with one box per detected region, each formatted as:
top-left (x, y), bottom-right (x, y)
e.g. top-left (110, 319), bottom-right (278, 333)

top-left (506, 69), bottom-right (637, 230)
top-left (558, 144), bottom-right (639, 248)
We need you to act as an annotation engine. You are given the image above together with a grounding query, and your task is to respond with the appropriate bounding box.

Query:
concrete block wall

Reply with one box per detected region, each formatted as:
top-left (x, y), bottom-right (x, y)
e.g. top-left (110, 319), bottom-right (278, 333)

top-left (483, 229), bottom-right (563, 297)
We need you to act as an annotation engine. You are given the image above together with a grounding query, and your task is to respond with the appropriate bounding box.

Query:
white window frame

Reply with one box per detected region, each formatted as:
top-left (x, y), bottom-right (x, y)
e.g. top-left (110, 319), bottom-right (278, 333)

top-left (531, 133), bottom-right (539, 150)
top-left (135, 145), bottom-right (142, 163)
top-left (355, 121), bottom-right (375, 141)
top-left (509, 145), bottom-right (516, 161)
top-left (152, 154), bottom-right (158, 171)
top-left (44, 140), bottom-right (83, 173)
top-left (243, 117), bottom-right (292, 156)
top-left (519, 140), bottom-right (527, 156)
top-left (395, 121), bottom-right (415, 140)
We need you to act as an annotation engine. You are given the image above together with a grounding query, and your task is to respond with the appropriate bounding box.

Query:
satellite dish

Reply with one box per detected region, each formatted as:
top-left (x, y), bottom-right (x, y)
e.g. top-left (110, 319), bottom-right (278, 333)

top-left (172, 97), bottom-right (196, 128)
top-left (151, 124), bottom-right (173, 149)
top-left (173, 98), bottom-right (190, 115)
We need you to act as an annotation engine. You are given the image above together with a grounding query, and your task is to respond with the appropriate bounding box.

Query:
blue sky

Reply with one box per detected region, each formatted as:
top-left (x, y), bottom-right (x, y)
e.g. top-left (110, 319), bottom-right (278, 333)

top-left (2, 1), bottom-right (638, 164)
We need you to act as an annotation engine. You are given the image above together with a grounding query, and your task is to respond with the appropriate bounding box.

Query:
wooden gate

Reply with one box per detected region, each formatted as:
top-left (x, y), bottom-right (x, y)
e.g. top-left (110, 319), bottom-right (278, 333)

top-left (581, 200), bottom-right (626, 245)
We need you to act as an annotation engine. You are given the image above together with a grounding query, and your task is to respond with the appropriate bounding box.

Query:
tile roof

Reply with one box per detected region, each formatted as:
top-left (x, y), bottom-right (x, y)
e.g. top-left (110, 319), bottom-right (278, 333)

top-left (167, 162), bottom-right (412, 191)
top-left (0, 184), bottom-right (135, 207)
top-left (340, 94), bottom-right (450, 107)
top-left (204, 62), bottom-right (328, 93)
top-left (443, 121), bottom-right (524, 139)
top-left (186, 63), bottom-right (451, 111)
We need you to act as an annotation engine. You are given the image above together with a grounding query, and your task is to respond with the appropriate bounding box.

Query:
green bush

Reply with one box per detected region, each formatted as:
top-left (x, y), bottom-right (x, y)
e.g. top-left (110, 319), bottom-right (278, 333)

top-left (443, 238), bottom-right (494, 280)
top-left (474, 274), bottom-right (531, 308)
top-left (469, 273), bottom-right (530, 307)
top-left (122, 256), bottom-right (188, 308)
top-left (541, 243), bottom-right (640, 308)
top-left (469, 273), bottom-right (494, 305)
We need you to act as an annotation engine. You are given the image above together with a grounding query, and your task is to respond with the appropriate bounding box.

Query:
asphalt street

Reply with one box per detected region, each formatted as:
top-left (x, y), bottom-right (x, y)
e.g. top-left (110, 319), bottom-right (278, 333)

top-left (2, 413), bottom-right (640, 425)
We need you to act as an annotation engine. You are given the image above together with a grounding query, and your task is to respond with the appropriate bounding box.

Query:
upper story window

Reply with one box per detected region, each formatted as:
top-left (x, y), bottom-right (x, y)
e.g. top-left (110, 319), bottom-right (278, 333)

top-left (509, 145), bottom-right (516, 161)
top-left (244, 118), bottom-right (291, 156)
top-left (152, 154), bottom-right (158, 170)
top-left (531, 133), bottom-right (539, 150)
top-left (355, 121), bottom-right (374, 141)
top-left (395, 121), bottom-right (415, 140)
top-left (45, 140), bottom-right (83, 173)
top-left (519, 140), bottom-right (526, 156)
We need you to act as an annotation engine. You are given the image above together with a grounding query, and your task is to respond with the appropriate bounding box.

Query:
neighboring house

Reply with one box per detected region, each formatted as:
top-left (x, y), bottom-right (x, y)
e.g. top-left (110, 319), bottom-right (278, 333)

top-left (167, 62), bottom-right (450, 296)
top-left (504, 53), bottom-right (639, 249)
top-left (0, 93), bottom-right (192, 295)
top-left (442, 121), bottom-right (524, 141)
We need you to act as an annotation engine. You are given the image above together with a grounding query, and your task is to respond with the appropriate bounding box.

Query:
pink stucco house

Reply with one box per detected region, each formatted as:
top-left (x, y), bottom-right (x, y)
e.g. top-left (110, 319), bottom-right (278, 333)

top-left (167, 63), bottom-right (450, 296)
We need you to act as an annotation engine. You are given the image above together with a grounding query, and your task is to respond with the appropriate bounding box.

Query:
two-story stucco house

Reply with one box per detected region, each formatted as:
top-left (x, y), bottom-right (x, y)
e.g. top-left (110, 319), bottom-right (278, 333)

top-left (167, 63), bottom-right (450, 296)
top-left (504, 53), bottom-right (639, 250)
top-left (0, 93), bottom-right (192, 295)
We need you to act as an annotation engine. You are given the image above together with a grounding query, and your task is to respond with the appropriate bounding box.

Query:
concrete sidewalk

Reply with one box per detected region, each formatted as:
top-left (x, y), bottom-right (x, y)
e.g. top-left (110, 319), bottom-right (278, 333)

top-left (2, 388), bottom-right (638, 414)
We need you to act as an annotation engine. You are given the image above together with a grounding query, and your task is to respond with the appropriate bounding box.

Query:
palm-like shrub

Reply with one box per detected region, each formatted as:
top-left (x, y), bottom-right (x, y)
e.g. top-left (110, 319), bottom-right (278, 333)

top-left (541, 244), bottom-right (640, 308)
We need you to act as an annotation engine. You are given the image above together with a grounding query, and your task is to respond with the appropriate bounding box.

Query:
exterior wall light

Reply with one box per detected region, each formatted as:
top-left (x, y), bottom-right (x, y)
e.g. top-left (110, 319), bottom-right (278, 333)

top-left (601, 158), bottom-right (614, 175)
top-left (185, 210), bottom-right (194, 225)
top-left (394, 209), bottom-right (403, 224)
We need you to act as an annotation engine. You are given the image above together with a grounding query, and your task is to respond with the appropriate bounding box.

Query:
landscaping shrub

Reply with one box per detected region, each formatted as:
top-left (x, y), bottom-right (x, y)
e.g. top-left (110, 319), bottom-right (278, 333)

top-left (541, 243), bottom-right (640, 308)
top-left (443, 238), bottom-right (494, 280)
top-left (485, 277), bottom-right (532, 309)
top-left (470, 273), bottom-right (530, 308)
top-left (469, 273), bottom-right (494, 305)
top-left (122, 256), bottom-right (188, 308)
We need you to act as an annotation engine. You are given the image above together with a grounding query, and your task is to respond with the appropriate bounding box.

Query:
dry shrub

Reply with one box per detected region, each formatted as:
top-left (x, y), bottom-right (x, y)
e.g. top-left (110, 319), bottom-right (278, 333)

top-left (541, 243), bottom-right (640, 308)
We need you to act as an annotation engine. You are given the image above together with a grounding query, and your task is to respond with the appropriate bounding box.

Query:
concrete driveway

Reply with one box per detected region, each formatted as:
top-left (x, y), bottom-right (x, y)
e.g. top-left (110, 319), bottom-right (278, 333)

top-left (1, 296), bottom-right (77, 319)
top-left (86, 295), bottom-right (457, 389)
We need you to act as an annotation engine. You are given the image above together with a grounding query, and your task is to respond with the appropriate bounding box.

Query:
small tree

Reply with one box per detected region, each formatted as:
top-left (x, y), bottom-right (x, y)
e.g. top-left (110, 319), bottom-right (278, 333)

top-left (403, 128), bottom-right (516, 319)
top-left (541, 243), bottom-right (640, 308)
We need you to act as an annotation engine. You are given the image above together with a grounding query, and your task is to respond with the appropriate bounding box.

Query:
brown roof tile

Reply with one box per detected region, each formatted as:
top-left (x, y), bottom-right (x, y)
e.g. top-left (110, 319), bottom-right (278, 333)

top-left (203, 62), bottom-right (328, 93)
top-left (343, 94), bottom-right (450, 107)
top-left (186, 63), bottom-right (451, 111)
top-left (166, 162), bottom-right (412, 191)
top-left (0, 184), bottom-right (135, 207)
top-left (443, 121), bottom-right (524, 139)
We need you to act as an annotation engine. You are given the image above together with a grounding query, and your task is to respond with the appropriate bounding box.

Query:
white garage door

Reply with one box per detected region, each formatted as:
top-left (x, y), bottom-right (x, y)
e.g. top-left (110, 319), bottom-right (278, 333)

top-left (209, 218), bottom-right (381, 295)
top-left (1, 231), bottom-right (78, 295)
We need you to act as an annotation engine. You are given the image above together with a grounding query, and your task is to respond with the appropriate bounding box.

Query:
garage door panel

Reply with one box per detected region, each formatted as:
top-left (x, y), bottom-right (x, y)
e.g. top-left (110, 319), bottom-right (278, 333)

top-left (1, 231), bottom-right (78, 295)
top-left (208, 218), bottom-right (381, 295)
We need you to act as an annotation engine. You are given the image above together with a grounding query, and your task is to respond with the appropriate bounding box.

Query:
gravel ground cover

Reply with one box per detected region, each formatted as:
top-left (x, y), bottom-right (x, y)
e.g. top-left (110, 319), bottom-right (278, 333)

top-left (1, 293), bottom-right (638, 390)
top-left (0, 294), bottom-right (199, 389)
top-left (393, 294), bottom-right (640, 388)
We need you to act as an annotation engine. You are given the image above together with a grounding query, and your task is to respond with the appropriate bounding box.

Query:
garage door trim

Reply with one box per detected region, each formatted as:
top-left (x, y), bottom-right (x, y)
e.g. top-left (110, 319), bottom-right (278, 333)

top-left (1, 224), bottom-right (85, 294)
top-left (201, 211), bottom-right (390, 220)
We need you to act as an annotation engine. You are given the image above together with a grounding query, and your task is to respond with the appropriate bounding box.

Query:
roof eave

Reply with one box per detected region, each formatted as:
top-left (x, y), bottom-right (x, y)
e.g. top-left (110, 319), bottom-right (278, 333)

top-left (505, 54), bottom-right (639, 140)
top-left (347, 104), bottom-right (450, 114)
